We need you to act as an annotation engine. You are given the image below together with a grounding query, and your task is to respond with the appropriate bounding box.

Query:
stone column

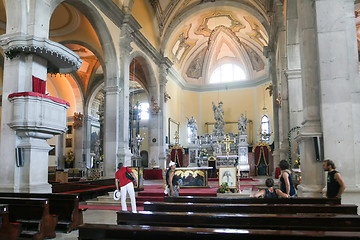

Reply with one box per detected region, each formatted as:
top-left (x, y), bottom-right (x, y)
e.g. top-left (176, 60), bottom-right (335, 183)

top-left (117, 17), bottom-right (133, 167)
top-left (268, 0), bottom-right (289, 174)
top-left (82, 115), bottom-right (91, 169)
top-left (103, 86), bottom-right (121, 177)
top-left (286, 0), bottom-right (304, 139)
top-left (74, 125), bottom-right (84, 169)
top-left (315, 0), bottom-right (360, 204)
top-left (295, 0), bottom-right (325, 197)
top-left (0, 0), bottom-right (80, 192)
top-left (157, 61), bottom-right (171, 169)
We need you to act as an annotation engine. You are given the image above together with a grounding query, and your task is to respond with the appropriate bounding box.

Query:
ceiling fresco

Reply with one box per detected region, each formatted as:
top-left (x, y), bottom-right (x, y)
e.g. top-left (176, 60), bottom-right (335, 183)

top-left (155, 1), bottom-right (269, 85)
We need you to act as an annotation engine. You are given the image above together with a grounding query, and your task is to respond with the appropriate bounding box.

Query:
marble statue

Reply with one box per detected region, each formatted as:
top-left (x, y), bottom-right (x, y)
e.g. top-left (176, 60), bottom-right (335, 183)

top-left (238, 113), bottom-right (247, 135)
top-left (187, 116), bottom-right (198, 140)
top-left (212, 101), bottom-right (225, 136)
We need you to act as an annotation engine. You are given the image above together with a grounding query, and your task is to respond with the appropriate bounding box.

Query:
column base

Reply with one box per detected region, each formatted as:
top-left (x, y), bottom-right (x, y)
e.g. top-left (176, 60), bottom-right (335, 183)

top-left (0, 183), bottom-right (52, 193)
top-left (297, 184), bottom-right (324, 197)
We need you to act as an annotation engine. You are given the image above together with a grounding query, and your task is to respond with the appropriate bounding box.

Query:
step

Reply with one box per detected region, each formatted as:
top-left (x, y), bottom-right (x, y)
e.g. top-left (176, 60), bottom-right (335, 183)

top-left (136, 196), bottom-right (164, 202)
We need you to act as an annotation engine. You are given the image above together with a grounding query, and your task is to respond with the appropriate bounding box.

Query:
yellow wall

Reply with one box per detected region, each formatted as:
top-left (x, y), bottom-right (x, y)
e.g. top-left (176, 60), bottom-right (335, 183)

top-left (166, 82), bottom-right (274, 147)
top-left (132, 1), bottom-right (158, 50)
top-left (201, 89), bottom-right (255, 135)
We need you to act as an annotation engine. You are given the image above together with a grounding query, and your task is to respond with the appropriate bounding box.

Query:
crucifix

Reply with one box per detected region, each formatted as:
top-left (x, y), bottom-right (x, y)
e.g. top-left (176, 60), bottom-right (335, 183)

top-left (222, 135), bottom-right (234, 154)
top-left (174, 131), bottom-right (180, 145)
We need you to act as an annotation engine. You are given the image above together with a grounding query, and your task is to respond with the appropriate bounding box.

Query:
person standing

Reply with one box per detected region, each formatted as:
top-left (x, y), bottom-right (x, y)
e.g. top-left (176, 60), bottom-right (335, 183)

top-left (115, 162), bottom-right (137, 212)
top-left (166, 161), bottom-right (180, 197)
top-left (279, 160), bottom-right (296, 197)
top-left (323, 160), bottom-right (346, 198)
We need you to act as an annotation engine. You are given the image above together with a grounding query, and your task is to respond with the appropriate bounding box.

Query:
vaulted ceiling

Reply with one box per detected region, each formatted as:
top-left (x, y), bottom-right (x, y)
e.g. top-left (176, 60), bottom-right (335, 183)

top-left (149, 0), bottom-right (270, 85)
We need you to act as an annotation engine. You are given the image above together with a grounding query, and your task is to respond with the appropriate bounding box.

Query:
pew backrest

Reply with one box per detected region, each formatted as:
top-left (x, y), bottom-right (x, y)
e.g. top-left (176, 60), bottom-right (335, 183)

top-left (164, 196), bottom-right (342, 205)
top-left (79, 223), bottom-right (360, 240)
top-left (117, 210), bottom-right (360, 232)
top-left (144, 201), bottom-right (358, 215)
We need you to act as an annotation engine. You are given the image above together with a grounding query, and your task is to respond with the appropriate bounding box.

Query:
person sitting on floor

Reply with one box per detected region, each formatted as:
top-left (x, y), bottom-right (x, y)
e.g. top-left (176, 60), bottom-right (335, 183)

top-left (253, 178), bottom-right (290, 198)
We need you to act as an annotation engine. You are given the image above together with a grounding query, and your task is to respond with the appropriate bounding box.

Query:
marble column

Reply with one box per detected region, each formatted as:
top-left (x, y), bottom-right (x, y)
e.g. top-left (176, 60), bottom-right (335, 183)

top-left (295, 0), bottom-right (328, 197)
top-left (103, 86), bottom-right (121, 177)
top-left (117, 17), bottom-right (133, 168)
top-left (157, 61), bottom-right (171, 169)
top-left (315, 0), bottom-right (360, 204)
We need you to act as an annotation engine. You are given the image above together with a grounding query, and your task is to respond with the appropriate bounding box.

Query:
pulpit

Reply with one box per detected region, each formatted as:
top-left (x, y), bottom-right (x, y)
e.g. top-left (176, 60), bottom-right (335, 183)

top-left (252, 142), bottom-right (271, 176)
top-left (169, 144), bottom-right (185, 167)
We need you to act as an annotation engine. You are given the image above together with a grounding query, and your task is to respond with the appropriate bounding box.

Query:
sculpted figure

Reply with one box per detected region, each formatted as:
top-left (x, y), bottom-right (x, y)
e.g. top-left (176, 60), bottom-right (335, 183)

top-left (238, 114), bottom-right (248, 135)
top-left (187, 116), bottom-right (198, 140)
top-left (212, 101), bottom-right (225, 136)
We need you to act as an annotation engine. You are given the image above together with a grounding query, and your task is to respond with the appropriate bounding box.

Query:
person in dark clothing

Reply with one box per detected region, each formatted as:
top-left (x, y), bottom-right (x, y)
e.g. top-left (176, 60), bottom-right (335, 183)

top-left (323, 160), bottom-right (346, 198)
top-left (254, 178), bottom-right (289, 198)
top-left (166, 161), bottom-right (180, 197)
top-left (279, 160), bottom-right (296, 197)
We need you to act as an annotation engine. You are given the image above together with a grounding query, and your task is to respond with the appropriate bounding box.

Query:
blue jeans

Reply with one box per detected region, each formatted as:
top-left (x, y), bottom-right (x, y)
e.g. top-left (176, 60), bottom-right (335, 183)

top-left (168, 186), bottom-right (179, 197)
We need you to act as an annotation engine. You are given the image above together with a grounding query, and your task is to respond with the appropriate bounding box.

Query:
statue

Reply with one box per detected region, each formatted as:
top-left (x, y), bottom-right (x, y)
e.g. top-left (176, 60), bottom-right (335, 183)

top-left (212, 101), bottom-right (225, 136)
top-left (238, 113), bottom-right (247, 135)
top-left (187, 116), bottom-right (198, 140)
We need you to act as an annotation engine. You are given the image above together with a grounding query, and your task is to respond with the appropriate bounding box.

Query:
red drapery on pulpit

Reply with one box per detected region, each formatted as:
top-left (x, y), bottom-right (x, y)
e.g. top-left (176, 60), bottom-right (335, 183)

top-left (32, 76), bottom-right (46, 94)
top-left (169, 145), bottom-right (185, 167)
top-left (252, 142), bottom-right (271, 176)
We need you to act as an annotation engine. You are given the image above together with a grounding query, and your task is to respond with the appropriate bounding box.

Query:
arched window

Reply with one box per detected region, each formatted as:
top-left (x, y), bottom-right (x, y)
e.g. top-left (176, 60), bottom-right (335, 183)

top-left (210, 63), bottom-right (246, 84)
top-left (139, 102), bottom-right (149, 120)
top-left (261, 115), bottom-right (270, 142)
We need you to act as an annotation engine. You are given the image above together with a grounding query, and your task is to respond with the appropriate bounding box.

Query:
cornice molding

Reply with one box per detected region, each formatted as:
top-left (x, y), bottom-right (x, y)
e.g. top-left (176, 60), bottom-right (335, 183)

top-left (90, 0), bottom-right (125, 28)
top-left (0, 34), bottom-right (83, 74)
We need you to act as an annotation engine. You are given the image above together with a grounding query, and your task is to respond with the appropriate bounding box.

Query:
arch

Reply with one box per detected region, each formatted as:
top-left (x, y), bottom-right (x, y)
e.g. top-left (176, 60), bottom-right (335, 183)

top-left (52, 0), bottom-right (119, 88)
top-left (60, 40), bottom-right (106, 98)
top-left (129, 51), bottom-right (158, 99)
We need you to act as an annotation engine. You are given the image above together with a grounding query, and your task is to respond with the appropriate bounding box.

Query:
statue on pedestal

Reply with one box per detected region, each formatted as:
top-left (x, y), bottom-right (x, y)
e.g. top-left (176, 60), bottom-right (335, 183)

top-left (212, 101), bottom-right (225, 136)
top-left (187, 116), bottom-right (198, 141)
top-left (238, 113), bottom-right (247, 135)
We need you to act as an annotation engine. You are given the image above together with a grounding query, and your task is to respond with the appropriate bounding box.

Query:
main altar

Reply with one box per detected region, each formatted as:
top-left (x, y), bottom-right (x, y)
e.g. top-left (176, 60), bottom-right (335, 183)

top-left (186, 103), bottom-right (250, 178)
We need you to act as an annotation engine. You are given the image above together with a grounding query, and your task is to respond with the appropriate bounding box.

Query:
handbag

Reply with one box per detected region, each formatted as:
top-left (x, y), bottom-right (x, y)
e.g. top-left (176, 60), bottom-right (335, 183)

top-left (125, 167), bottom-right (135, 181)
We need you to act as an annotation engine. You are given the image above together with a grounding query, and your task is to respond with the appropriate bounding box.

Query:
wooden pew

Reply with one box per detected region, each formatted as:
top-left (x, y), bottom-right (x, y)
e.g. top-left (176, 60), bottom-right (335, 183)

top-left (164, 196), bottom-right (342, 205)
top-left (79, 223), bottom-right (360, 240)
top-left (144, 201), bottom-right (358, 215)
top-left (0, 193), bottom-right (85, 233)
top-left (117, 211), bottom-right (360, 232)
top-left (52, 183), bottom-right (116, 201)
top-left (0, 204), bottom-right (21, 240)
top-left (0, 197), bottom-right (57, 240)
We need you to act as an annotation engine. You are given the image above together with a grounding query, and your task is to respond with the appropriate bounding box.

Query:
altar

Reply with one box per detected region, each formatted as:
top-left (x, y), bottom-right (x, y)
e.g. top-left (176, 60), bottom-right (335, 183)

top-left (174, 167), bottom-right (212, 188)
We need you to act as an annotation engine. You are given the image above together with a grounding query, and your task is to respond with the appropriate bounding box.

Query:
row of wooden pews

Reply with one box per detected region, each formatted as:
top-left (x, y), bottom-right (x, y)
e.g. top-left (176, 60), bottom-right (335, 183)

top-left (78, 195), bottom-right (360, 239)
top-left (0, 204), bottom-right (21, 240)
top-left (0, 193), bottom-right (87, 240)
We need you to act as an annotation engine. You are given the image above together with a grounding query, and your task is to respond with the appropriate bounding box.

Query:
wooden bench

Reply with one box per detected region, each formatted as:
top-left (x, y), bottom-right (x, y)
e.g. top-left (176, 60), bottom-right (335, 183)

top-left (143, 201), bottom-right (358, 215)
top-left (0, 197), bottom-right (57, 239)
top-left (52, 182), bottom-right (116, 201)
top-left (164, 196), bottom-right (342, 205)
top-left (0, 204), bottom-right (21, 240)
top-left (0, 193), bottom-right (86, 232)
top-left (116, 211), bottom-right (360, 232)
top-left (78, 223), bottom-right (360, 240)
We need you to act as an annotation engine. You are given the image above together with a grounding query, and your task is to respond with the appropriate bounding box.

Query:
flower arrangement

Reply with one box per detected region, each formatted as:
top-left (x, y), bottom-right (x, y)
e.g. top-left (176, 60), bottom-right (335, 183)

top-left (217, 182), bottom-right (235, 193)
top-left (199, 148), bottom-right (207, 157)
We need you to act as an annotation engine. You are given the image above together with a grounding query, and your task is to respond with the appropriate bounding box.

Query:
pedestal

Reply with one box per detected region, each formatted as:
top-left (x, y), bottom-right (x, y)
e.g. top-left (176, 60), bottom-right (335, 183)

top-left (237, 134), bottom-right (250, 176)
